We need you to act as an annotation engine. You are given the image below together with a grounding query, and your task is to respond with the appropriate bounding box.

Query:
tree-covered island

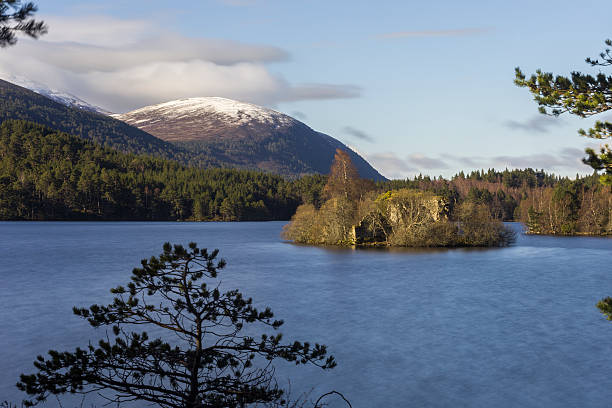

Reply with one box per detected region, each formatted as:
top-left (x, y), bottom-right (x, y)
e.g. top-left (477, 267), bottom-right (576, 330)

top-left (283, 149), bottom-right (516, 248)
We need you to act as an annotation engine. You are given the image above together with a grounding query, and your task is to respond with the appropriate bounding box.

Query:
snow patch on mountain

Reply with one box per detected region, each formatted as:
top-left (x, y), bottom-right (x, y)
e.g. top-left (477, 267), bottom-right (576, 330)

top-left (113, 97), bottom-right (295, 128)
top-left (4, 75), bottom-right (113, 115)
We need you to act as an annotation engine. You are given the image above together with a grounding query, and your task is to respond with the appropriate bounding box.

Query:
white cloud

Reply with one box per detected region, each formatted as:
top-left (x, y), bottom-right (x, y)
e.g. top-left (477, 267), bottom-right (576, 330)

top-left (13, 35), bottom-right (288, 73)
top-left (0, 15), bottom-right (360, 113)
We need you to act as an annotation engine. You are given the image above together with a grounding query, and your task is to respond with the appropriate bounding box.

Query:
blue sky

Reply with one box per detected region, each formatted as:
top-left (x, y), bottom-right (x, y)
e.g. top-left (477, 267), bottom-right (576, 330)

top-left (4, 0), bottom-right (611, 178)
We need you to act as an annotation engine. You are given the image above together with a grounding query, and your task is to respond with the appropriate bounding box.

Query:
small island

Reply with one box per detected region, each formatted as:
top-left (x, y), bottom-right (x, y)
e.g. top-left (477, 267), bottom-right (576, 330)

top-left (283, 149), bottom-right (516, 248)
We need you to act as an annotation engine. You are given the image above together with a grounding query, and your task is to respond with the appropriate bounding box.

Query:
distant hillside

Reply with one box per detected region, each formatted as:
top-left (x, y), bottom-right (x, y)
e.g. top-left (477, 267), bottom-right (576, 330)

top-left (4, 75), bottom-right (113, 115)
top-left (114, 97), bottom-right (386, 180)
top-left (0, 79), bottom-right (384, 180)
top-left (0, 79), bottom-right (178, 158)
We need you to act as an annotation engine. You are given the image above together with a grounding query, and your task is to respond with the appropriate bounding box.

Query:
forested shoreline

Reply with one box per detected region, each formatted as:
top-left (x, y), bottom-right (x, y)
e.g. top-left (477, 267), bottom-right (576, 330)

top-left (380, 169), bottom-right (611, 236)
top-left (0, 119), bottom-right (609, 236)
top-left (0, 121), bottom-right (325, 221)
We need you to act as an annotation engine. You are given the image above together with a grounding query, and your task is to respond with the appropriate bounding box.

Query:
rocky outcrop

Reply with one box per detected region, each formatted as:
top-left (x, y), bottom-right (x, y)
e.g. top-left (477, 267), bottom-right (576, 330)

top-left (352, 190), bottom-right (449, 246)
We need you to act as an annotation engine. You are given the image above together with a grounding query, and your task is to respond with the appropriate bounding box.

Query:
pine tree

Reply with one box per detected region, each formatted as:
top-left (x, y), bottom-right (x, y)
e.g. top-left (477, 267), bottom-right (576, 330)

top-left (526, 206), bottom-right (542, 234)
top-left (515, 39), bottom-right (612, 185)
top-left (17, 243), bottom-right (336, 407)
top-left (0, 1), bottom-right (46, 47)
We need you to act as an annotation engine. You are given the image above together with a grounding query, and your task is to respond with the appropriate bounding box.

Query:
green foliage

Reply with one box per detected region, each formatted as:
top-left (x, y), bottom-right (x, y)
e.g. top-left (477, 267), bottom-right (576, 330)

top-left (526, 206), bottom-right (542, 233)
top-left (18, 243), bottom-right (336, 407)
top-left (515, 39), bottom-right (612, 184)
top-left (0, 120), bottom-right (322, 221)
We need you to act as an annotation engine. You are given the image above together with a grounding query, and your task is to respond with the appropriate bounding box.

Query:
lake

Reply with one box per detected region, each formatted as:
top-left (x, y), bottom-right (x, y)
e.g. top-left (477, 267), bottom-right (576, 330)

top-left (1, 222), bottom-right (611, 407)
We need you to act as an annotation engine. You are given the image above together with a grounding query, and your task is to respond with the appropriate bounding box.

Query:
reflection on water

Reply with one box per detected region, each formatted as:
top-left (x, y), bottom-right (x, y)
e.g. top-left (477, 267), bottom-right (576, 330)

top-left (1, 221), bottom-right (611, 407)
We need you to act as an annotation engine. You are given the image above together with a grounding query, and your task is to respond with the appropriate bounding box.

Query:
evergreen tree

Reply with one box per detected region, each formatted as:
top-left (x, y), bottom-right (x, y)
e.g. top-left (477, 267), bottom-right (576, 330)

top-left (526, 206), bottom-right (542, 234)
top-left (515, 39), bottom-right (612, 185)
top-left (18, 243), bottom-right (336, 407)
top-left (0, 1), bottom-right (46, 47)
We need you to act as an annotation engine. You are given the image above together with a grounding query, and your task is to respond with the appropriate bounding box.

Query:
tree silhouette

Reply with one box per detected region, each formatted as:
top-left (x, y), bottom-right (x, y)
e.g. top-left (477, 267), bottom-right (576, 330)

top-left (0, 1), bottom-right (46, 47)
top-left (18, 243), bottom-right (336, 407)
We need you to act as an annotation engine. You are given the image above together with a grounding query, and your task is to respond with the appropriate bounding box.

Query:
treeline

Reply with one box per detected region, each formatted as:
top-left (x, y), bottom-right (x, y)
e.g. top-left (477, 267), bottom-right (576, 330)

top-left (283, 150), bottom-right (515, 247)
top-left (2, 118), bottom-right (609, 234)
top-left (518, 180), bottom-right (612, 235)
top-left (0, 120), bottom-right (325, 221)
top-left (378, 169), bottom-right (611, 235)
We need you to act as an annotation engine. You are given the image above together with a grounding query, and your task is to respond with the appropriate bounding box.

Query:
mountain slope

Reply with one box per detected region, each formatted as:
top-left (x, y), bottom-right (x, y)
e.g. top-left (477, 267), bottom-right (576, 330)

top-left (0, 79), bottom-right (384, 179)
top-left (0, 79), bottom-right (180, 158)
top-left (4, 75), bottom-right (113, 115)
top-left (114, 97), bottom-right (385, 180)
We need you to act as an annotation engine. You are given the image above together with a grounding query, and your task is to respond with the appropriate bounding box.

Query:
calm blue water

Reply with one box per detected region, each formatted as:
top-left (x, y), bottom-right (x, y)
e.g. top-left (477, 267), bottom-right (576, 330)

top-left (1, 222), bottom-right (611, 407)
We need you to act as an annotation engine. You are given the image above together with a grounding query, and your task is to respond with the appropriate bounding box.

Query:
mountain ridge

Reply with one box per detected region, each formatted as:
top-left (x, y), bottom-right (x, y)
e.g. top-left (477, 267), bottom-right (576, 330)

top-left (0, 78), bottom-right (385, 180)
top-left (115, 97), bottom-right (386, 180)
top-left (4, 75), bottom-right (113, 115)
top-left (0, 78), bottom-right (178, 158)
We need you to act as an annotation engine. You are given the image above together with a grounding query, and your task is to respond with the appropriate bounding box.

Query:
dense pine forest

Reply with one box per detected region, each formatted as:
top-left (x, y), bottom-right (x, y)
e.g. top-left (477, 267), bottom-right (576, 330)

top-left (0, 120), bottom-right (325, 221)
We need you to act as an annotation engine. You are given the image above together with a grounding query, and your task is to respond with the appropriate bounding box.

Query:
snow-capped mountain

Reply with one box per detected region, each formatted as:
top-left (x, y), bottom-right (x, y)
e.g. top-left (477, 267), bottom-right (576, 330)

top-left (0, 74), bottom-right (384, 179)
top-left (4, 75), bottom-right (112, 115)
top-left (113, 97), bottom-right (385, 180)
top-left (113, 97), bottom-right (297, 142)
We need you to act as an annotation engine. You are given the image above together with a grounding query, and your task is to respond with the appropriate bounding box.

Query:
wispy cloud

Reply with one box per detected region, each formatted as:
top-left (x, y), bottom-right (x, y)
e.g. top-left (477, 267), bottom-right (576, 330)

top-left (285, 84), bottom-right (361, 101)
top-left (0, 15), bottom-right (360, 112)
top-left (367, 153), bottom-right (417, 179)
top-left (291, 111), bottom-right (307, 120)
top-left (377, 27), bottom-right (492, 40)
top-left (408, 154), bottom-right (449, 169)
top-left (504, 115), bottom-right (564, 133)
top-left (343, 126), bottom-right (374, 143)
top-left (366, 147), bottom-right (595, 179)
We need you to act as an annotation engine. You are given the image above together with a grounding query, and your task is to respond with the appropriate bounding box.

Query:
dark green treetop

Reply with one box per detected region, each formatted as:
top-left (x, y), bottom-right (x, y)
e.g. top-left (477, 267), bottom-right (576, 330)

top-left (18, 242), bottom-right (336, 407)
